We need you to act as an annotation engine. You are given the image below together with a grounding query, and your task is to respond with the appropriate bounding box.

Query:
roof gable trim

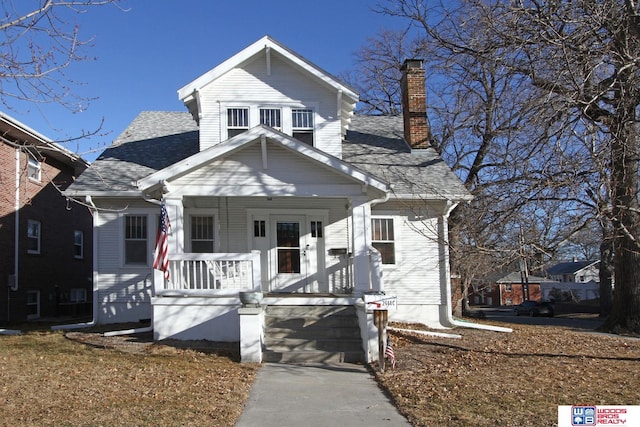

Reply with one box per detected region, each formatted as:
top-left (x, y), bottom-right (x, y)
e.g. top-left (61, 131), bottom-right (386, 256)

top-left (137, 125), bottom-right (388, 194)
top-left (177, 36), bottom-right (358, 102)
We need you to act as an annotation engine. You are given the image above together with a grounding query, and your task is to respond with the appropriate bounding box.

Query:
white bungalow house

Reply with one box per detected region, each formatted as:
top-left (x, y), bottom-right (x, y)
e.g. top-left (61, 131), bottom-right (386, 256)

top-left (64, 36), bottom-right (472, 362)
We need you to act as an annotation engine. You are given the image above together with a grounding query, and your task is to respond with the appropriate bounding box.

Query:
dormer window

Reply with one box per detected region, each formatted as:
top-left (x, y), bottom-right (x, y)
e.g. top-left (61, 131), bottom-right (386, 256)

top-left (224, 104), bottom-right (316, 145)
top-left (260, 108), bottom-right (281, 131)
top-left (227, 108), bottom-right (249, 137)
top-left (292, 108), bottom-right (314, 145)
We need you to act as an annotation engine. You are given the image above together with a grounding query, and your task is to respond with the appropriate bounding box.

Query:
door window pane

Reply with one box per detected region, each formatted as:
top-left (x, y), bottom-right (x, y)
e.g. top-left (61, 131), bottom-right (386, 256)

top-left (277, 222), bottom-right (300, 273)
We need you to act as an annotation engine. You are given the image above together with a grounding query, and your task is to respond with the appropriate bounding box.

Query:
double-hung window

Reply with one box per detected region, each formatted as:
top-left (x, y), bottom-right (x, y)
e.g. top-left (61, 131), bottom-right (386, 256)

top-left (292, 109), bottom-right (314, 145)
top-left (371, 218), bottom-right (395, 264)
top-left (260, 108), bottom-right (281, 130)
top-left (227, 108), bottom-right (249, 137)
top-left (27, 154), bottom-right (41, 182)
top-left (27, 220), bottom-right (41, 254)
top-left (190, 215), bottom-right (215, 253)
top-left (124, 215), bottom-right (147, 265)
top-left (73, 230), bottom-right (84, 259)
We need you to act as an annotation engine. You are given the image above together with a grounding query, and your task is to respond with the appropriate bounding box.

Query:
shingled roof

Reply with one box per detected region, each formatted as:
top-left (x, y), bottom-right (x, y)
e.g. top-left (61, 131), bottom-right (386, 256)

top-left (66, 111), bottom-right (470, 201)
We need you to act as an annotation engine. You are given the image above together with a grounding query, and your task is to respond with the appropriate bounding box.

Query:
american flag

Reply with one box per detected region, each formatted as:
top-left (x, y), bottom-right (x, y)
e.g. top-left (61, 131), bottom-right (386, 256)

top-left (385, 338), bottom-right (396, 369)
top-left (153, 199), bottom-right (171, 281)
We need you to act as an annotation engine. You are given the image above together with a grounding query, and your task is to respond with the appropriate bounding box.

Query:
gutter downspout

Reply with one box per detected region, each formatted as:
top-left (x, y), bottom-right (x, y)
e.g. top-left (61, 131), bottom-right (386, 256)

top-left (52, 195), bottom-right (99, 331)
top-left (7, 147), bottom-right (20, 323)
top-left (441, 200), bottom-right (512, 333)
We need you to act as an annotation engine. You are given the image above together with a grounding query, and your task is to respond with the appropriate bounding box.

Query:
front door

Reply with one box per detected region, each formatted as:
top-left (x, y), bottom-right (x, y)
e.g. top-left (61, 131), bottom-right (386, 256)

top-left (270, 215), bottom-right (315, 292)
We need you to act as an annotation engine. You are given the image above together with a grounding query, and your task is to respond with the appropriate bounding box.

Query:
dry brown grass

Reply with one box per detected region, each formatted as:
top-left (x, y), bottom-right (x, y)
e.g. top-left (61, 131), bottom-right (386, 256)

top-left (0, 328), bottom-right (258, 427)
top-left (376, 321), bottom-right (640, 427)
top-left (2, 319), bottom-right (639, 427)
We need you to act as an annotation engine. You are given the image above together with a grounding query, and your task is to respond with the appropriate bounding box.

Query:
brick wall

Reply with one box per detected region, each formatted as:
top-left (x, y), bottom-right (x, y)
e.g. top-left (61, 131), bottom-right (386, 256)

top-left (0, 142), bottom-right (93, 323)
top-left (401, 59), bottom-right (431, 149)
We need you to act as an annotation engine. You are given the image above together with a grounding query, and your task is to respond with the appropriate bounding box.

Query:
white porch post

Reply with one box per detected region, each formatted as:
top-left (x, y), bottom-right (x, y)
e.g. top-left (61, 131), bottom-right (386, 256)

top-left (165, 197), bottom-right (184, 254)
top-left (351, 196), bottom-right (372, 295)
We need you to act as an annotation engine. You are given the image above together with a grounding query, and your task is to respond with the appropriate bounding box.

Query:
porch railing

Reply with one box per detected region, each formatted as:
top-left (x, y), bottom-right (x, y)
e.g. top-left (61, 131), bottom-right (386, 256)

top-left (154, 251), bottom-right (261, 296)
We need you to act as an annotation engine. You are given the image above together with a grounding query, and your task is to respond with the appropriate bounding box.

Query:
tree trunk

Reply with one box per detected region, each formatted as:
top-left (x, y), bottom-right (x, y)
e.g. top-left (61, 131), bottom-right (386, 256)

top-left (598, 235), bottom-right (614, 317)
top-left (603, 122), bottom-right (640, 333)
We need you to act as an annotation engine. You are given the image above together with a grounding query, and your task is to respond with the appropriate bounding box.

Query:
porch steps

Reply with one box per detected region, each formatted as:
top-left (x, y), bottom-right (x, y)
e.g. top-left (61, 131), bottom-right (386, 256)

top-left (262, 305), bottom-right (364, 364)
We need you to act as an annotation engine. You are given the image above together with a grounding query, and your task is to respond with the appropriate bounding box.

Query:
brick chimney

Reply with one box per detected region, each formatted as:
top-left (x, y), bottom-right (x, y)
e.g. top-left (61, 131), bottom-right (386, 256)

top-left (401, 59), bottom-right (431, 149)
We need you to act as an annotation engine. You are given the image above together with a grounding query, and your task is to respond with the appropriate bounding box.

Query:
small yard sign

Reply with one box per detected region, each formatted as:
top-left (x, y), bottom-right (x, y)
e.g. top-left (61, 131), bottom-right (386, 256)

top-left (364, 294), bottom-right (397, 311)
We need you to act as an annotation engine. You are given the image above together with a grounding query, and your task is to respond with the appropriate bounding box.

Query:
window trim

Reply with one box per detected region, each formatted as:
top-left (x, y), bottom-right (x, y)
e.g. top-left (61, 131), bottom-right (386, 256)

top-left (69, 288), bottom-right (87, 303)
top-left (227, 107), bottom-right (249, 137)
top-left (185, 208), bottom-right (219, 253)
top-left (73, 230), bottom-right (84, 259)
top-left (123, 214), bottom-right (149, 266)
top-left (221, 103), bottom-right (318, 143)
top-left (27, 154), bottom-right (42, 182)
top-left (292, 108), bottom-right (315, 145)
top-left (27, 219), bottom-right (41, 254)
top-left (371, 217), bottom-right (396, 265)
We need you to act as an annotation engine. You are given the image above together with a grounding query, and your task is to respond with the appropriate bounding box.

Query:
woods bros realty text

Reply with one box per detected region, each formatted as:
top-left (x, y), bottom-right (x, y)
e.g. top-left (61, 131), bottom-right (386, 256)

top-left (558, 406), bottom-right (640, 426)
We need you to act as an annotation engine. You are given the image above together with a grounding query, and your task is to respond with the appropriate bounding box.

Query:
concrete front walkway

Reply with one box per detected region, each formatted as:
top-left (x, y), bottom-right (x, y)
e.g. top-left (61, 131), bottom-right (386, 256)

top-left (235, 363), bottom-right (411, 427)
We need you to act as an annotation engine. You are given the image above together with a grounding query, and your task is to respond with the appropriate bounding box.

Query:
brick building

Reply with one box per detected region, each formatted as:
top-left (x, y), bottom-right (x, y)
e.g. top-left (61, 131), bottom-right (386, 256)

top-left (0, 112), bottom-right (92, 323)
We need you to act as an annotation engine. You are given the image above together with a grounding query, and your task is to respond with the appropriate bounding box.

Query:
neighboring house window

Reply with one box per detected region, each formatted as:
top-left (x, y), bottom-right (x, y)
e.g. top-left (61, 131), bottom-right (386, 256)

top-left (371, 218), bottom-right (395, 264)
top-left (505, 284), bottom-right (512, 292)
top-left (292, 109), bottom-right (314, 145)
top-left (27, 154), bottom-right (41, 181)
top-left (191, 215), bottom-right (214, 253)
top-left (69, 288), bottom-right (87, 303)
top-left (73, 230), bottom-right (84, 259)
top-left (228, 107), bottom-right (249, 137)
top-left (27, 290), bottom-right (40, 319)
top-left (124, 215), bottom-right (147, 265)
top-left (27, 220), bottom-right (41, 254)
top-left (260, 108), bottom-right (281, 130)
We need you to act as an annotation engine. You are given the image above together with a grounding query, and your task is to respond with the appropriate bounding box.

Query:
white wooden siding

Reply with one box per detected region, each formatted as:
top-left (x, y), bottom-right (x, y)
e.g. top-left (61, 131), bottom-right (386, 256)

top-left (373, 206), bottom-right (444, 305)
top-left (94, 203), bottom-right (157, 323)
top-left (170, 143), bottom-right (361, 197)
top-left (198, 51), bottom-right (342, 157)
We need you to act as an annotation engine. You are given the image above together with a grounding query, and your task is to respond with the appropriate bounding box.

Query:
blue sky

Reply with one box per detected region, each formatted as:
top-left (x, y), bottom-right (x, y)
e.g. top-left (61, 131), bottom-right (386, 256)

top-left (7, 1), bottom-right (406, 161)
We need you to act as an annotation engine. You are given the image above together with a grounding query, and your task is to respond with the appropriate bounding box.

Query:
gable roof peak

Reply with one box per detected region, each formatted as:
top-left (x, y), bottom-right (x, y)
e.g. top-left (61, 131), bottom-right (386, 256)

top-left (177, 35), bottom-right (358, 102)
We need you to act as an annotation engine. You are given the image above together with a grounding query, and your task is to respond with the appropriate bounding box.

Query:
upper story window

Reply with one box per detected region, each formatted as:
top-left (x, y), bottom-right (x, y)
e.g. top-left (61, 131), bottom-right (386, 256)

top-left (260, 108), bottom-right (281, 130)
top-left (74, 230), bottom-right (84, 259)
top-left (371, 217), bottom-right (395, 264)
top-left (27, 219), bottom-right (41, 254)
top-left (27, 154), bottom-right (41, 182)
top-left (124, 215), bottom-right (147, 265)
top-left (224, 105), bottom-right (316, 145)
top-left (227, 108), bottom-right (249, 137)
top-left (292, 109), bottom-right (314, 145)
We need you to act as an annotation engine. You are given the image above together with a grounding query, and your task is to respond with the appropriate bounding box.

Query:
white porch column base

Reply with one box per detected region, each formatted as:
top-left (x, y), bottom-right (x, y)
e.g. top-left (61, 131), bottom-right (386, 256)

top-left (355, 301), bottom-right (378, 363)
top-left (351, 197), bottom-right (372, 295)
top-left (239, 306), bottom-right (264, 363)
